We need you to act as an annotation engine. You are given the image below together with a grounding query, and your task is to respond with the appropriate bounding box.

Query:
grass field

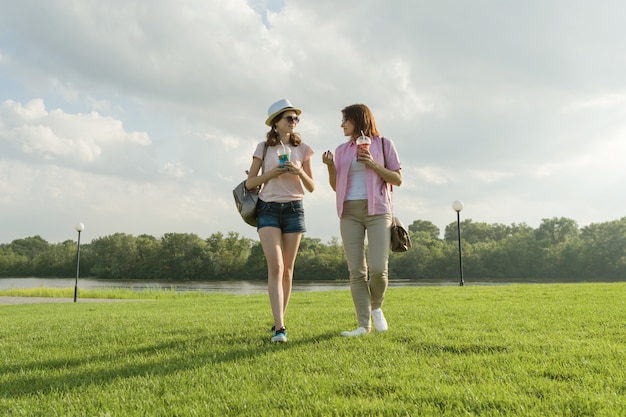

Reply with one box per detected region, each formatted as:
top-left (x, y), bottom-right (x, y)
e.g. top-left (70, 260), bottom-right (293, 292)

top-left (1, 283), bottom-right (625, 416)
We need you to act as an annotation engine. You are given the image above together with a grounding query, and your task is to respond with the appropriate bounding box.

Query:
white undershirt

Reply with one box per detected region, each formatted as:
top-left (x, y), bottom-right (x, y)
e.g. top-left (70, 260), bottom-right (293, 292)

top-left (345, 156), bottom-right (368, 200)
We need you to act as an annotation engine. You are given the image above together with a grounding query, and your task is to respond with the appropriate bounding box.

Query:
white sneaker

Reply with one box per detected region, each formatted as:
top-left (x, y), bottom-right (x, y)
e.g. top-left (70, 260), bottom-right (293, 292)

top-left (341, 327), bottom-right (369, 337)
top-left (371, 309), bottom-right (388, 332)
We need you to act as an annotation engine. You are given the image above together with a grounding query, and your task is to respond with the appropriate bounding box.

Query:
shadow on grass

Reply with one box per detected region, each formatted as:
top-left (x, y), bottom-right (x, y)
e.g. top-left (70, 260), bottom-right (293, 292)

top-left (391, 334), bottom-right (509, 355)
top-left (0, 331), bottom-right (338, 398)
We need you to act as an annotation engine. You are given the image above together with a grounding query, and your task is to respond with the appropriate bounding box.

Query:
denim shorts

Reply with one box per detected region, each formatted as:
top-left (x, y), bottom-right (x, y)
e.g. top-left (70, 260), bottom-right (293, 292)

top-left (257, 199), bottom-right (306, 233)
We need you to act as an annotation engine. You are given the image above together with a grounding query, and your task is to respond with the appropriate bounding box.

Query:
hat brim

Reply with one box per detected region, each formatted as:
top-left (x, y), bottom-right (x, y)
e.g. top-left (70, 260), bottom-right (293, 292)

top-left (265, 107), bottom-right (302, 126)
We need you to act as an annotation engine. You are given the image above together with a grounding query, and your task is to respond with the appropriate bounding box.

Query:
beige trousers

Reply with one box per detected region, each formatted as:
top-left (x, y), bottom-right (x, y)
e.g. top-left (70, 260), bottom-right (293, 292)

top-left (340, 200), bottom-right (392, 329)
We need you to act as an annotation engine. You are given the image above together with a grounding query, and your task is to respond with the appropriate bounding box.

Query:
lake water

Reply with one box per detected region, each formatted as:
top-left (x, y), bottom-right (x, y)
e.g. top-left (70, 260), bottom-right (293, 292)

top-left (1, 277), bottom-right (612, 295)
top-left (0, 277), bottom-right (465, 295)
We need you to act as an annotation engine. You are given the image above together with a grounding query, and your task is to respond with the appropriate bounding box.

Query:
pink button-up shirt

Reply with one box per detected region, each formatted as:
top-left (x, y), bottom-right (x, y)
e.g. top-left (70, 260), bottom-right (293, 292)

top-left (333, 136), bottom-right (402, 218)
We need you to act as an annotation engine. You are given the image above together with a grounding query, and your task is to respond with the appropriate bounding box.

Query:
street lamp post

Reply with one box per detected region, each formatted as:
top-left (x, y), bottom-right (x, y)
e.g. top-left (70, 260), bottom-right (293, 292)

top-left (452, 201), bottom-right (464, 286)
top-left (73, 223), bottom-right (85, 303)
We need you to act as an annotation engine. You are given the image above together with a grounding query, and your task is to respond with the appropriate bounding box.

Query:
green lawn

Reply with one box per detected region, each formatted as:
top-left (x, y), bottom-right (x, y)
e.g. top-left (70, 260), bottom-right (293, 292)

top-left (1, 283), bottom-right (625, 416)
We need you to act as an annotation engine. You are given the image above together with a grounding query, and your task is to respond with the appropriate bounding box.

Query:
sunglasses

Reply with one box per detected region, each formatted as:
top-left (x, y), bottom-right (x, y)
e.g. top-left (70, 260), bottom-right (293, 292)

top-left (282, 115), bottom-right (300, 123)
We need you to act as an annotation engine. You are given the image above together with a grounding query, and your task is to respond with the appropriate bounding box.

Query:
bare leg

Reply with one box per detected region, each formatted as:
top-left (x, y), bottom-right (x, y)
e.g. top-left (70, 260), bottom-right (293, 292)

top-left (259, 227), bottom-right (303, 330)
top-left (280, 232), bottom-right (303, 318)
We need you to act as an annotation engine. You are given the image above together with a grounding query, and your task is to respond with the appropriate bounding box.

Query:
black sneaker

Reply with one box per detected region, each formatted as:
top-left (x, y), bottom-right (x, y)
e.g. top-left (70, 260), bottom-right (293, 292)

top-left (270, 325), bottom-right (287, 333)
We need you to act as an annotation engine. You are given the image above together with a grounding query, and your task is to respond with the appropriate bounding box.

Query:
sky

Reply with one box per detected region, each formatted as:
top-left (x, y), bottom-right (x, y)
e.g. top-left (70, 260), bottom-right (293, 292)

top-left (1, 0), bottom-right (625, 245)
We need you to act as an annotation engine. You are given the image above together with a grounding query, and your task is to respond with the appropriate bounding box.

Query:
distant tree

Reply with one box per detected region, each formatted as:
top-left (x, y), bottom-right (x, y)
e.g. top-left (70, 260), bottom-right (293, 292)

top-left (8, 236), bottom-right (49, 260)
top-left (0, 245), bottom-right (29, 276)
top-left (295, 237), bottom-right (347, 280)
top-left (134, 234), bottom-right (161, 279)
top-left (160, 233), bottom-right (209, 280)
top-left (535, 217), bottom-right (579, 246)
top-left (444, 220), bottom-right (512, 244)
top-left (86, 233), bottom-right (138, 279)
top-left (206, 232), bottom-right (255, 279)
top-left (390, 230), bottom-right (449, 279)
top-left (32, 240), bottom-right (76, 277)
top-left (483, 227), bottom-right (542, 278)
top-left (578, 217), bottom-right (626, 278)
top-left (2, 215), bottom-right (625, 282)
top-left (243, 241), bottom-right (267, 280)
top-left (408, 220), bottom-right (440, 240)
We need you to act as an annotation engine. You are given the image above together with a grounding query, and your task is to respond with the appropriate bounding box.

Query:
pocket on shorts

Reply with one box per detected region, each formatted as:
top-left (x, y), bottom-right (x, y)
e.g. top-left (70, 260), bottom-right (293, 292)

top-left (291, 200), bottom-right (304, 213)
top-left (257, 200), bottom-right (270, 213)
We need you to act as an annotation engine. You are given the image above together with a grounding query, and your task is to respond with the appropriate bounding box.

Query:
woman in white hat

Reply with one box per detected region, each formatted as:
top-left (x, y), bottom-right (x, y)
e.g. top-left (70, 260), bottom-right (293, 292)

top-left (245, 99), bottom-right (315, 343)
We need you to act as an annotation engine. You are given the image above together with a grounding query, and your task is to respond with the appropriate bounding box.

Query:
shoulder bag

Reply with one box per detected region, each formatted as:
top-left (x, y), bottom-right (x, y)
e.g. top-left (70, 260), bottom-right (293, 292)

top-left (381, 137), bottom-right (412, 252)
top-left (233, 143), bottom-right (268, 227)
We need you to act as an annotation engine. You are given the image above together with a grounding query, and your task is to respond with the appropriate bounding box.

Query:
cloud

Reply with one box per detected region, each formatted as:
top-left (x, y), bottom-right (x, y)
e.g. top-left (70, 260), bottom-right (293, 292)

top-left (1, 0), bottom-right (626, 245)
top-left (0, 99), bottom-right (156, 179)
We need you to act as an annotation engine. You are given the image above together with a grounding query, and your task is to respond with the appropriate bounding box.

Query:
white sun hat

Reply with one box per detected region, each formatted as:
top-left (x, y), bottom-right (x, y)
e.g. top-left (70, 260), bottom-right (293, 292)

top-left (265, 99), bottom-right (302, 126)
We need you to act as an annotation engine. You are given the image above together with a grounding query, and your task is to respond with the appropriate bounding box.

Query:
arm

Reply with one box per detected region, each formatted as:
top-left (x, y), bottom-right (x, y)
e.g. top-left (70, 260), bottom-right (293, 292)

top-left (366, 161), bottom-right (402, 186)
top-left (357, 146), bottom-right (402, 186)
top-left (322, 150), bottom-right (337, 191)
top-left (245, 157), bottom-right (286, 190)
top-left (297, 158), bottom-right (315, 193)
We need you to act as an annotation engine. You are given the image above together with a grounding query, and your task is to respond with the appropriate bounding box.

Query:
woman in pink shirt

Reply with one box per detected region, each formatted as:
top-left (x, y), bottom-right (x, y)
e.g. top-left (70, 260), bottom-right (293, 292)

top-left (246, 99), bottom-right (315, 343)
top-left (322, 104), bottom-right (402, 337)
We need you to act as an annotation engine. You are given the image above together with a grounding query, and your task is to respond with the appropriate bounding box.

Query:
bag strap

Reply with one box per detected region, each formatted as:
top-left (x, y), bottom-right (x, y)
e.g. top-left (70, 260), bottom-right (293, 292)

top-left (382, 136), bottom-right (387, 168)
top-left (245, 143), bottom-right (268, 176)
top-left (261, 142), bottom-right (268, 174)
top-left (381, 137), bottom-right (392, 192)
top-left (244, 143), bottom-right (268, 193)
top-left (381, 137), bottom-right (396, 216)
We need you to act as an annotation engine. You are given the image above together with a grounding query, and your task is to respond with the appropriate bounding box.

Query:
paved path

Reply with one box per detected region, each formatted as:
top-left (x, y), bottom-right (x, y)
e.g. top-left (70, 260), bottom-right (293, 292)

top-left (0, 296), bottom-right (146, 305)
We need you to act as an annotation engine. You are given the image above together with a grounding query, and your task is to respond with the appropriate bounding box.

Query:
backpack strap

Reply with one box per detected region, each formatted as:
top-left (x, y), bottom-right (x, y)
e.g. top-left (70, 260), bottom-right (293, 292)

top-left (261, 142), bottom-right (268, 174)
top-left (246, 143), bottom-right (268, 175)
top-left (245, 143), bottom-right (269, 193)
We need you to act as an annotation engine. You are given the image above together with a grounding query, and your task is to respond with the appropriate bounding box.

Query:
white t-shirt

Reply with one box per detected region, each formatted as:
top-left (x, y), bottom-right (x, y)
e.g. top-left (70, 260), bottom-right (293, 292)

top-left (345, 156), bottom-right (368, 200)
top-left (253, 141), bottom-right (314, 203)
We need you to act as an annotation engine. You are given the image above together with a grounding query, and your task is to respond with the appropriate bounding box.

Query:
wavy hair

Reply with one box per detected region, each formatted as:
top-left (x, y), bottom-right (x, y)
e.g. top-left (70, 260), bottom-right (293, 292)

top-left (341, 104), bottom-right (380, 139)
top-left (265, 111), bottom-right (302, 146)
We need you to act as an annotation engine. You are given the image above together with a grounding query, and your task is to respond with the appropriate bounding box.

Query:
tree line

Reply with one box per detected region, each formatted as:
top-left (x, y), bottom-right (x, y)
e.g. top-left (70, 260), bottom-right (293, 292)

top-left (1, 216), bottom-right (625, 281)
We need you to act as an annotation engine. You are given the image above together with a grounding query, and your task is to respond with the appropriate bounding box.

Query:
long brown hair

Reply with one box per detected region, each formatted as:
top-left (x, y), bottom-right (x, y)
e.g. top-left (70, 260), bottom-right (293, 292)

top-left (341, 104), bottom-right (380, 139)
top-left (265, 111), bottom-right (302, 146)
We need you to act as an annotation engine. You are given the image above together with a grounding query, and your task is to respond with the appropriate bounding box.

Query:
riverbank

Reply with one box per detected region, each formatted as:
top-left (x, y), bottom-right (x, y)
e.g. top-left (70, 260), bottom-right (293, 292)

top-left (0, 296), bottom-right (149, 305)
